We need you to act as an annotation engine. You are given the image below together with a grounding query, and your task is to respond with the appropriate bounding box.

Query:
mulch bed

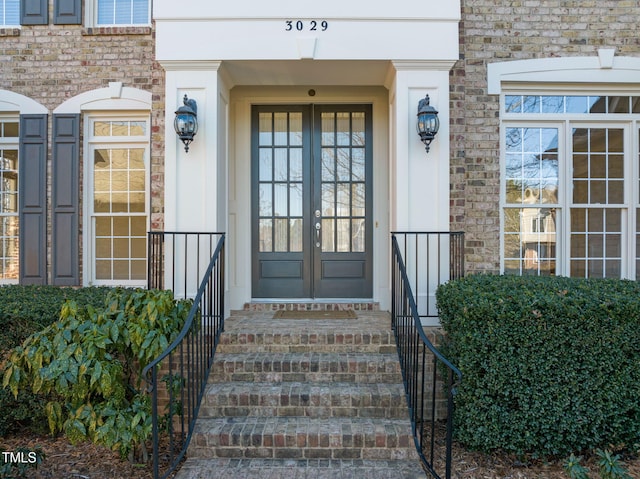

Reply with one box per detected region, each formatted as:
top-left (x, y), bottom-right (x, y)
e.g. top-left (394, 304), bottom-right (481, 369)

top-left (423, 422), bottom-right (640, 478)
top-left (2, 429), bottom-right (639, 478)
top-left (0, 432), bottom-right (185, 479)
top-left (0, 432), bottom-right (154, 478)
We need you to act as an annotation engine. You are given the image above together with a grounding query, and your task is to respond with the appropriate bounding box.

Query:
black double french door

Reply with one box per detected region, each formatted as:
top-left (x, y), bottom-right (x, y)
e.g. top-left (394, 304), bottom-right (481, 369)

top-left (251, 104), bottom-right (373, 298)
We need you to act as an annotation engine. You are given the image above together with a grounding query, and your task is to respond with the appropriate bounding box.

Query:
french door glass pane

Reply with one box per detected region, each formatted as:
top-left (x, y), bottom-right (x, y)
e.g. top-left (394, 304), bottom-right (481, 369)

top-left (320, 111), bottom-right (367, 254)
top-left (257, 111), bottom-right (305, 253)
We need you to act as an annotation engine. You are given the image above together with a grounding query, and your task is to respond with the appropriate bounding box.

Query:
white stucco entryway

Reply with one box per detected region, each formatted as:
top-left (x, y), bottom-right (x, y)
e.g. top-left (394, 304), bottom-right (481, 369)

top-left (153, 1), bottom-right (460, 313)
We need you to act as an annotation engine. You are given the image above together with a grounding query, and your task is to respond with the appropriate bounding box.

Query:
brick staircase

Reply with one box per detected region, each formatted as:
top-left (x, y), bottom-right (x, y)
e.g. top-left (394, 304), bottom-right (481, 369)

top-left (173, 308), bottom-right (425, 478)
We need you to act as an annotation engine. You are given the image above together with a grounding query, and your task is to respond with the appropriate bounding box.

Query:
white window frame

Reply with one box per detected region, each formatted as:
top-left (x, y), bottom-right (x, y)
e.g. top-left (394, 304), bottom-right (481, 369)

top-left (0, 115), bottom-right (19, 284)
top-left (83, 113), bottom-right (150, 286)
top-left (85, 0), bottom-right (151, 28)
top-left (499, 90), bottom-right (640, 279)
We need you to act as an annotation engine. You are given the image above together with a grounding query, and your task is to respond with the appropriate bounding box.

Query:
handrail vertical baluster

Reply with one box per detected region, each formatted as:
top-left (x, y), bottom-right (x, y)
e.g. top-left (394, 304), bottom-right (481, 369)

top-left (391, 232), bottom-right (463, 479)
top-left (144, 232), bottom-right (225, 479)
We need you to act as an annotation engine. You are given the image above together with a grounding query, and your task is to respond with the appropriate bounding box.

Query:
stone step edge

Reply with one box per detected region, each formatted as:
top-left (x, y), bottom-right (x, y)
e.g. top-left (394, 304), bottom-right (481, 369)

top-left (174, 458), bottom-right (426, 479)
top-left (242, 302), bottom-right (380, 311)
top-left (204, 380), bottom-right (407, 393)
top-left (191, 416), bottom-right (417, 447)
top-left (200, 381), bottom-right (409, 418)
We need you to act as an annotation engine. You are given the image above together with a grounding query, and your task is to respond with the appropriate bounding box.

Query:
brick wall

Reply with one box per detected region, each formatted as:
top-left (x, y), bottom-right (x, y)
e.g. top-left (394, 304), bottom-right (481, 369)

top-left (450, 0), bottom-right (640, 274)
top-left (0, 20), bottom-right (165, 283)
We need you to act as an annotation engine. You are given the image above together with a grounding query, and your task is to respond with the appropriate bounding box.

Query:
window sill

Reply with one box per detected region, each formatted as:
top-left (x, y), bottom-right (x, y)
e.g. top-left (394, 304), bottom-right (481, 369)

top-left (0, 28), bottom-right (20, 37)
top-left (82, 26), bottom-right (151, 36)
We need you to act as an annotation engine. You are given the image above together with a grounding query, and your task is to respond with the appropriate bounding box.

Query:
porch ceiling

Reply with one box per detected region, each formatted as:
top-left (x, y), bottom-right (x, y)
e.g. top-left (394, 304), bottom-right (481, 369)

top-left (221, 60), bottom-right (392, 87)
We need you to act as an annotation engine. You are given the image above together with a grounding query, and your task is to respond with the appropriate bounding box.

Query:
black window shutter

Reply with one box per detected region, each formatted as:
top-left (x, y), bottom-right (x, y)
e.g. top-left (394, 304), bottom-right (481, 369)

top-left (20, 0), bottom-right (48, 25)
top-left (54, 0), bottom-right (82, 25)
top-left (52, 114), bottom-right (80, 285)
top-left (19, 114), bottom-right (48, 285)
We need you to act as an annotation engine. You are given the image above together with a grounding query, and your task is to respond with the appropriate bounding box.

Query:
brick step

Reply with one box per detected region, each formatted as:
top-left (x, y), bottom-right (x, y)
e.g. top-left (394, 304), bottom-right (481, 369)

top-left (200, 381), bottom-right (409, 419)
top-left (210, 352), bottom-right (403, 384)
top-left (189, 416), bottom-right (420, 461)
top-left (174, 458), bottom-right (425, 479)
top-left (216, 330), bottom-right (397, 354)
top-left (243, 302), bottom-right (380, 312)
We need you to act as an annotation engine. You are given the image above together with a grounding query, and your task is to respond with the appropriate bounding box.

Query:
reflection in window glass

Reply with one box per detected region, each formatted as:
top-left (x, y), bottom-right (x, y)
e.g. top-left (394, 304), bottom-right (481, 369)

top-left (507, 95), bottom-right (639, 115)
top-left (320, 111), bottom-right (367, 254)
top-left (503, 89), bottom-right (640, 279)
top-left (0, 143), bottom-right (18, 281)
top-left (503, 207), bottom-right (557, 276)
top-left (504, 127), bottom-right (559, 205)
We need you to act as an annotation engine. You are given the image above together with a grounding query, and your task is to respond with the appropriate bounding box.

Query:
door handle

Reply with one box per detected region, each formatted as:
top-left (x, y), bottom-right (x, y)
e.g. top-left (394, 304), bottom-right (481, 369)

top-left (315, 222), bottom-right (321, 246)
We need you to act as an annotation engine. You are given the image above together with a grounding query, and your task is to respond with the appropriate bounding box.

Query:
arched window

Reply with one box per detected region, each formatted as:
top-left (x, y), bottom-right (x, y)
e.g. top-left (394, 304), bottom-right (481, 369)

top-left (56, 83), bottom-right (152, 286)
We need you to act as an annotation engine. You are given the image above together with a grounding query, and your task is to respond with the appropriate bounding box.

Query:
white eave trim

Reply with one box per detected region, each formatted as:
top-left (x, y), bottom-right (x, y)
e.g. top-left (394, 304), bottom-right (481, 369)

top-left (488, 49), bottom-right (640, 94)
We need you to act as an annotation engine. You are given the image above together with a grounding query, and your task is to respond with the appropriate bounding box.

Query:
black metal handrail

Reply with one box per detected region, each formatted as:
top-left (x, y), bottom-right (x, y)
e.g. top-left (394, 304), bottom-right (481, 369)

top-left (143, 232), bottom-right (225, 479)
top-left (392, 231), bottom-right (465, 320)
top-left (148, 231), bottom-right (222, 298)
top-left (391, 232), bottom-right (463, 479)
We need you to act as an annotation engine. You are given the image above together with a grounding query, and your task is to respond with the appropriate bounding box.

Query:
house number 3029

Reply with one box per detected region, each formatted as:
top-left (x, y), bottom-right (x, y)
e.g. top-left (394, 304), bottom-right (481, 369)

top-left (285, 20), bottom-right (329, 31)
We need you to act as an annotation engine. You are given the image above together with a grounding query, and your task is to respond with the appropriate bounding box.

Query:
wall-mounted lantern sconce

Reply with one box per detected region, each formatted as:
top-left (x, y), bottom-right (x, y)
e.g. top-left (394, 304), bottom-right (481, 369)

top-left (417, 95), bottom-right (440, 153)
top-left (174, 94), bottom-right (198, 152)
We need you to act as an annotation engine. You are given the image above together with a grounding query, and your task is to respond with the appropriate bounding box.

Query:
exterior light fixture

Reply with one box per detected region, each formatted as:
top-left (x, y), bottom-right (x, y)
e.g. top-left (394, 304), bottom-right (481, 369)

top-left (174, 94), bottom-right (198, 152)
top-left (416, 94), bottom-right (440, 153)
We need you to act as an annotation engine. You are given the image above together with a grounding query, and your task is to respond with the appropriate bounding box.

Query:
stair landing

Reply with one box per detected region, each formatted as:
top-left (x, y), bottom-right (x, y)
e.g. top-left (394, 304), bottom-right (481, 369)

top-left (173, 309), bottom-right (425, 479)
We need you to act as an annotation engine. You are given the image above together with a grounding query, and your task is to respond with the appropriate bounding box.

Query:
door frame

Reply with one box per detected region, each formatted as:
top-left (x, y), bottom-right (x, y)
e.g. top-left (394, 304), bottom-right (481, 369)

top-left (250, 103), bottom-right (373, 299)
top-left (228, 86), bottom-right (390, 306)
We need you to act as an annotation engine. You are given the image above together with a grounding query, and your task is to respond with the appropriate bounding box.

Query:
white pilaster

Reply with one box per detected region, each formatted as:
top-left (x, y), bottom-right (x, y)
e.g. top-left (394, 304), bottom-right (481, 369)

top-left (389, 62), bottom-right (453, 232)
top-left (164, 62), bottom-right (224, 233)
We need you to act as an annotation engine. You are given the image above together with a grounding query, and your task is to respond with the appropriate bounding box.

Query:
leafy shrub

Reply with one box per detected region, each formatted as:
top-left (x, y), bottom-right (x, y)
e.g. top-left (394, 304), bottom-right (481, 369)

top-left (436, 275), bottom-right (640, 457)
top-left (2, 288), bottom-right (191, 458)
top-left (0, 286), bottom-right (113, 436)
top-left (596, 449), bottom-right (632, 479)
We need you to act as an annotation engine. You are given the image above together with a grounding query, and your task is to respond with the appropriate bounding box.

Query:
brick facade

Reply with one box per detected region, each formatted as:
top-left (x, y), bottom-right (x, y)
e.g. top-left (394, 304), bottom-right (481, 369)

top-left (450, 0), bottom-right (640, 274)
top-left (0, 19), bottom-right (165, 284)
top-left (3, 2), bottom-right (640, 283)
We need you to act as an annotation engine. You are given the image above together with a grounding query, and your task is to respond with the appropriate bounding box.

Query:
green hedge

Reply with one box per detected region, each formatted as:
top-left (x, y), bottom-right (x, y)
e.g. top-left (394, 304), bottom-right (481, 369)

top-left (0, 286), bottom-right (113, 436)
top-left (0, 285), bottom-right (113, 352)
top-left (436, 275), bottom-right (640, 457)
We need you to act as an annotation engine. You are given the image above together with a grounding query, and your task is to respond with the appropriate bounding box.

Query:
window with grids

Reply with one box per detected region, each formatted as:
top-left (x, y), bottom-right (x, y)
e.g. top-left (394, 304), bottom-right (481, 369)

top-left (320, 111), bottom-right (366, 253)
top-left (0, 119), bottom-right (18, 283)
top-left (257, 111), bottom-right (304, 253)
top-left (96, 0), bottom-right (149, 26)
top-left (502, 94), bottom-right (640, 279)
top-left (89, 119), bottom-right (148, 284)
top-left (0, 0), bottom-right (18, 26)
